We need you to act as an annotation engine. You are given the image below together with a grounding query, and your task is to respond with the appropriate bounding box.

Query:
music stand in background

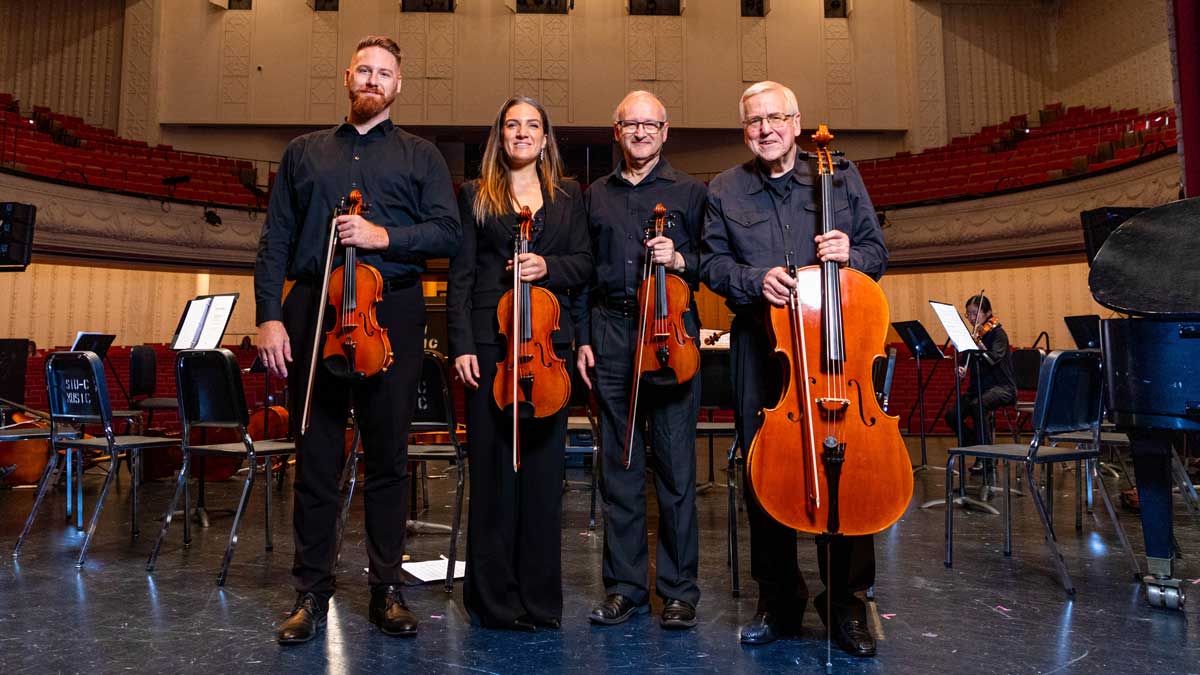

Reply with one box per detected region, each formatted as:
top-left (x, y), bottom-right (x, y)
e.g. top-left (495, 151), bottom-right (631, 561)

top-left (892, 321), bottom-right (944, 473)
top-left (0, 338), bottom-right (30, 422)
top-left (919, 302), bottom-right (998, 515)
top-left (71, 332), bottom-right (131, 407)
top-left (1064, 314), bottom-right (1102, 349)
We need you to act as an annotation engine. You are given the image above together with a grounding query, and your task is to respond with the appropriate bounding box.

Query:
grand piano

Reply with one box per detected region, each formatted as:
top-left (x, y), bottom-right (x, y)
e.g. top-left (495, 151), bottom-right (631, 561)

top-left (1089, 196), bottom-right (1200, 611)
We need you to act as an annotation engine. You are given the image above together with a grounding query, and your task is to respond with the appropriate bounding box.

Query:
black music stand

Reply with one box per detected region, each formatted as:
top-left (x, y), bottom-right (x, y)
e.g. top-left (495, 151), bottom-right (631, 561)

top-left (0, 339), bottom-right (30, 421)
top-left (1064, 314), bottom-right (1101, 349)
top-left (919, 302), bottom-right (998, 515)
top-left (892, 321), bottom-right (944, 473)
top-left (71, 332), bottom-right (131, 407)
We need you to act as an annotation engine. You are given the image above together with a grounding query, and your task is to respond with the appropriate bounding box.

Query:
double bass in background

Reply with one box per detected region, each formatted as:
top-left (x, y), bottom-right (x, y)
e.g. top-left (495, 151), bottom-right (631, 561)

top-left (622, 203), bottom-right (700, 469)
top-left (746, 125), bottom-right (913, 538)
top-left (300, 189), bottom-right (394, 435)
top-left (494, 205), bottom-right (571, 471)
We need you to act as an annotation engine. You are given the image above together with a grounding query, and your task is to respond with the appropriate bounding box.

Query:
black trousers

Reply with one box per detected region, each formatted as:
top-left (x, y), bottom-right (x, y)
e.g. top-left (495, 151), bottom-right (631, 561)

top-left (590, 305), bottom-right (701, 607)
top-left (945, 384), bottom-right (1015, 446)
top-left (731, 312), bottom-right (875, 621)
top-left (283, 281), bottom-right (425, 601)
top-left (463, 342), bottom-right (567, 627)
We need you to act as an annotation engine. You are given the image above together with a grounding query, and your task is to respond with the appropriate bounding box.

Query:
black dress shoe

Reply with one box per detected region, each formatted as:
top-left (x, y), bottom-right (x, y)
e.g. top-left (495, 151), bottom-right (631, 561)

top-left (369, 585), bottom-right (418, 637)
top-left (277, 592), bottom-right (327, 645)
top-left (739, 611), bottom-right (801, 645)
top-left (589, 593), bottom-right (649, 625)
top-left (831, 619), bottom-right (877, 657)
top-left (660, 599), bottom-right (697, 630)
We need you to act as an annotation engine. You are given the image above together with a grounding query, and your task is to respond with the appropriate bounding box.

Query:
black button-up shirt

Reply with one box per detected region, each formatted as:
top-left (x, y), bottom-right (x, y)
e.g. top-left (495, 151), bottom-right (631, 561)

top-left (701, 156), bottom-right (887, 310)
top-left (254, 119), bottom-right (461, 325)
top-left (575, 158), bottom-right (707, 345)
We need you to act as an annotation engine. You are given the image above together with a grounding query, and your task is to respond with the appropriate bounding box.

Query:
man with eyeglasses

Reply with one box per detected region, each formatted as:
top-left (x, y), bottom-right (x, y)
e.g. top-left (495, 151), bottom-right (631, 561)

top-left (574, 90), bottom-right (707, 630)
top-left (701, 81), bottom-right (888, 656)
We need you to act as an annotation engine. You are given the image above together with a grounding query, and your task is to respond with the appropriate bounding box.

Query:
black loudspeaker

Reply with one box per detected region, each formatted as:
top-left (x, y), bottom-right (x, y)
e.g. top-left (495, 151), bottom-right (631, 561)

top-left (516, 0), bottom-right (569, 14)
top-left (307, 0), bottom-right (337, 10)
top-left (1080, 206), bottom-right (1145, 266)
top-left (0, 339), bottom-right (30, 405)
top-left (629, 0), bottom-right (681, 15)
top-left (824, 0), bottom-right (848, 18)
top-left (401, 0), bottom-right (453, 11)
top-left (741, 0), bottom-right (769, 17)
top-left (0, 202), bottom-right (35, 272)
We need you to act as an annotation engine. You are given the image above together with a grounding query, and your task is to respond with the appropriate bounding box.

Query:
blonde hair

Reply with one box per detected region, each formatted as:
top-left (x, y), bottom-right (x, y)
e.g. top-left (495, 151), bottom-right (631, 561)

top-left (612, 90), bottom-right (668, 124)
top-left (738, 81), bottom-right (799, 121)
top-left (473, 96), bottom-right (566, 222)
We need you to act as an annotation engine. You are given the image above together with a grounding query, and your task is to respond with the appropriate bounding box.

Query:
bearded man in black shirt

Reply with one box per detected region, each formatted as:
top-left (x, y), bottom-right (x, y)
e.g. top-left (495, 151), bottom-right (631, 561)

top-left (255, 36), bottom-right (461, 644)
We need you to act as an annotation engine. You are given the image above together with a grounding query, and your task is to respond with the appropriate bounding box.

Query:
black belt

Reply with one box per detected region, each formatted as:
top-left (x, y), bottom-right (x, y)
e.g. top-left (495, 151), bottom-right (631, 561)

top-left (381, 277), bottom-right (418, 294)
top-left (602, 296), bottom-right (640, 315)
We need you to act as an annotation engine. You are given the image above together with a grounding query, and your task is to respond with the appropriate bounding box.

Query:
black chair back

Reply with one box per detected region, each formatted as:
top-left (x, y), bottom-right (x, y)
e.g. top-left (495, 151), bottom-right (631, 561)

top-left (175, 349), bottom-right (249, 432)
top-left (1011, 348), bottom-right (1046, 391)
top-left (699, 349), bottom-right (733, 409)
top-left (1030, 350), bottom-right (1102, 443)
top-left (130, 346), bottom-right (157, 399)
top-left (412, 350), bottom-right (458, 440)
top-left (46, 351), bottom-right (113, 426)
top-left (872, 347), bottom-right (898, 410)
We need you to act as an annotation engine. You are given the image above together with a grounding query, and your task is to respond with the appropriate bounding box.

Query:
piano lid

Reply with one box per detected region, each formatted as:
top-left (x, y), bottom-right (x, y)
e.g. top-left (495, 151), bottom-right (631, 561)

top-left (1089, 196), bottom-right (1200, 318)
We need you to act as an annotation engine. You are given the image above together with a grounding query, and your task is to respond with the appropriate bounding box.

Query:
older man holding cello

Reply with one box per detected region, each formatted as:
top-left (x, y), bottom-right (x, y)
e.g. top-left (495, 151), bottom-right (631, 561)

top-left (701, 81), bottom-right (907, 657)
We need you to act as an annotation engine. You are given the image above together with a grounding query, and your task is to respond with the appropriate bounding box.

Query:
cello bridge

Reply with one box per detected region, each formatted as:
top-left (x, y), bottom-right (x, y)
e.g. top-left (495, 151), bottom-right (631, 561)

top-left (815, 397), bottom-right (850, 413)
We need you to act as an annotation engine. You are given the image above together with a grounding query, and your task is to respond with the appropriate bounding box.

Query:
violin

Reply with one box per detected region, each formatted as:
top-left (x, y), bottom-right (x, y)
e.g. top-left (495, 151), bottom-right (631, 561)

top-left (746, 125), bottom-right (913, 537)
top-left (493, 205), bottom-right (570, 471)
top-left (621, 203), bottom-right (699, 468)
top-left (300, 189), bottom-right (394, 434)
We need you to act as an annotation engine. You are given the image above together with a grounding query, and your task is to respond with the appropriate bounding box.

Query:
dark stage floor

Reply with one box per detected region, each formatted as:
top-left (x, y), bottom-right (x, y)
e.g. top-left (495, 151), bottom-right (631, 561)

top-left (0, 437), bottom-right (1197, 674)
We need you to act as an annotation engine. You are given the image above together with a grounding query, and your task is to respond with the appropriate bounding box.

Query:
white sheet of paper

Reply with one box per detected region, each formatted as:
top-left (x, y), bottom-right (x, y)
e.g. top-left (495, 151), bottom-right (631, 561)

top-left (194, 295), bottom-right (236, 349)
top-left (173, 298), bottom-right (211, 350)
top-left (402, 557), bottom-right (465, 583)
top-left (929, 301), bottom-right (982, 352)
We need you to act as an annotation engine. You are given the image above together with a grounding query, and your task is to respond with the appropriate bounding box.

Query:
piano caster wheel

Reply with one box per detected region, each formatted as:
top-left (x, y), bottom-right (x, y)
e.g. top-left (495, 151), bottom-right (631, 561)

top-left (1144, 576), bottom-right (1186, 611)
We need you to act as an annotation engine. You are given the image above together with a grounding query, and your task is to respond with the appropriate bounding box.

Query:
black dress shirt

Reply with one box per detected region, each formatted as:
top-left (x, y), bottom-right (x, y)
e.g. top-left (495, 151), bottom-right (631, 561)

top-left (447, 179), bottom-right (592, 357)
top-left (574, 158), bottom-right (708, 345)
top-left (972, 324), bottom-right (1017, 395)
top-left (701, 156), bottom-right (887, 310)
top-left (254, 119), bottom-right (461, 325)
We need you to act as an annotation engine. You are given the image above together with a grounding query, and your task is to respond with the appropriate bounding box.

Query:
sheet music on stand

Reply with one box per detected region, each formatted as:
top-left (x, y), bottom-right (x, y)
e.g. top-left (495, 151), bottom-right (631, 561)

top-left (170, 293), bottom-right (239, 350)
top-left (929, 301), bottom-right (983, 353)
top-left (71, 332), bottom-right (116, 357)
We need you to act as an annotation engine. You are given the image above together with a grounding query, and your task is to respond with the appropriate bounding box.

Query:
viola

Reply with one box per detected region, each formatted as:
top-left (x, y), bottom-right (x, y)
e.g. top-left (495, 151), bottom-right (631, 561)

top-left (493, 205), bottom-right (570, 471)
top-left (621, 203), bottom-right (700, 468)
top-left (301, 189), bottom-right (394, 434)
top-left (746, 125), bottom-right (913, 536)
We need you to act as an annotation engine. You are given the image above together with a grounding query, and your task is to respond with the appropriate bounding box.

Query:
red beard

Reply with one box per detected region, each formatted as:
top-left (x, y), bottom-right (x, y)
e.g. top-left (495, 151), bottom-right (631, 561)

top-left (349, 87), bottom-right (395, 121)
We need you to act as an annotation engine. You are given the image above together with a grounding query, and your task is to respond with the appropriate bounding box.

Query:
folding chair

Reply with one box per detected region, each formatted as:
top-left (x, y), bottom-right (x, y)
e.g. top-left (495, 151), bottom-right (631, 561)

top-left (336, 350), bottom-right (467, 593)
top-left (943, 350), bottom-right (1140, 594)
top-left (1002, 348), bottom-right (1046, 443)
top-left (145, 349), bottom-right (294, 586)
top-left (13, 351), bottom-right (177, 567)
top-left (129, 345), bottom-right (178, 428)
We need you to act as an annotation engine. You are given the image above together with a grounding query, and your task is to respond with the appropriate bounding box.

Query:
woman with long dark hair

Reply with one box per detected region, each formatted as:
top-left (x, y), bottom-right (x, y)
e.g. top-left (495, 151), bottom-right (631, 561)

top-left (447, 96), bottom-right (592, 630)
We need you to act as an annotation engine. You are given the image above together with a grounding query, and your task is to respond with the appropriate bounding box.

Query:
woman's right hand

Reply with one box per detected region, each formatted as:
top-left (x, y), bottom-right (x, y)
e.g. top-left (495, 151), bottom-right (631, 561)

top-left (455, 354), bottom-right (481, 389)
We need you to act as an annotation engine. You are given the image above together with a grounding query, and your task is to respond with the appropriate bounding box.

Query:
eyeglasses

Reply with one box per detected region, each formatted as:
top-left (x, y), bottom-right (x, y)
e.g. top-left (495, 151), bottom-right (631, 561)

top-left (742, 113), bottom-right (795, 130)
top-left (616, 120), bottom-right (666, 135)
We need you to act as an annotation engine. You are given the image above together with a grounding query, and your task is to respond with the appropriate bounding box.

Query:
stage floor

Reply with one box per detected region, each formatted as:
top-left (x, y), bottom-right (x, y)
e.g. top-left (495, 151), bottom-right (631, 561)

top-left (0, 437), bottom-right (1197, 674)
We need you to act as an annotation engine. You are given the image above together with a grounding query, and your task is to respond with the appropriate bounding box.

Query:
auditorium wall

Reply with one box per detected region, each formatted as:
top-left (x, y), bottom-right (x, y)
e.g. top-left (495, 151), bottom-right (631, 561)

top-left (0, 260), bottom-right (257, 349)
top-left (0, 0), bottom-right (125, 130)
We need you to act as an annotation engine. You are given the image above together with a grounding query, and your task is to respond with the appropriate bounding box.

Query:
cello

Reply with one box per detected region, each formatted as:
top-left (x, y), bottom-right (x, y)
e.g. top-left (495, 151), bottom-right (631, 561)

top-left (493, 205), bottom-right (570, 471)
top-left (746, 125), bottom-right (912, 538)
top-left (300, 189), bottom-right (394, 434)
top-left (622, 203), bottom-right (700, 468)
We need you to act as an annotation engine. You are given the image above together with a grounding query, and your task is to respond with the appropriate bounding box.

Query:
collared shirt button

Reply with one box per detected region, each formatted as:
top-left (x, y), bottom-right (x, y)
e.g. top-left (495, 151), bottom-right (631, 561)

top-left (354, 155), bottom-right (360, 161)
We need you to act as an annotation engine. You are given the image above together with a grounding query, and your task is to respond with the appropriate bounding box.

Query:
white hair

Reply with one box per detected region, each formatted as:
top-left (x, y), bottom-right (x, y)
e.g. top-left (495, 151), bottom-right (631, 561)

top-left (738, 81), bottom-right (799, 121)
top-left (613, 90), bottom-right (668, 124)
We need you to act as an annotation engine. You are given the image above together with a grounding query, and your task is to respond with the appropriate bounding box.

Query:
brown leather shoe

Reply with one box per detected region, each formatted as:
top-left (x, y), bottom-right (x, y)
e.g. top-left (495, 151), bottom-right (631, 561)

top-left (660, 599), bottom-right (697, 630)
top-left (369, 585), bottom-right (418, 637)
top-left (589, 593), bottom-right (649, 625)
top-left (276, 592), bottom-right (327, 645)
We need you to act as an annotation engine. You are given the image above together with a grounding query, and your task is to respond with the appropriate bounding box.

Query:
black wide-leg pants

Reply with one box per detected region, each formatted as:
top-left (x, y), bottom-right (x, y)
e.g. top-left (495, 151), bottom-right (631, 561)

top-left (590, 305), bottom-right (701, 607)
top-left (463, 342), bottom-right (568, 627)
top-left (284, 281), bottom-right (425, 601)
top-left (731, 311), bottom-right (875, 622)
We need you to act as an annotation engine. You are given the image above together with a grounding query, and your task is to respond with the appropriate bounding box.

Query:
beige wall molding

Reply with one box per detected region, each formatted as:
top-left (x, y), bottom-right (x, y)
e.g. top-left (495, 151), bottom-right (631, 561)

top-left (883, 154), bottom-right (1181, 266)
top-left (0, 172), bottom-right (261, 268)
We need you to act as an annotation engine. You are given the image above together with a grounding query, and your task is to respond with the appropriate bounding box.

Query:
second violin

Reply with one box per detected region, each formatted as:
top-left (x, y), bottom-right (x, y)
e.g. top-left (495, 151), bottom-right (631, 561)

top-left (494, 206), bottom-right (570, 471)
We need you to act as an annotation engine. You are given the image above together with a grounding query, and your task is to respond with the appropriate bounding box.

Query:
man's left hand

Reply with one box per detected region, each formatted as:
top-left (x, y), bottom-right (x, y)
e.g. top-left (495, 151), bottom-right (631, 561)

top-left (335, 214), bottom-right (390, 251)
top-left (815, 229), bottom-right (850, 265)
